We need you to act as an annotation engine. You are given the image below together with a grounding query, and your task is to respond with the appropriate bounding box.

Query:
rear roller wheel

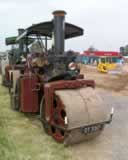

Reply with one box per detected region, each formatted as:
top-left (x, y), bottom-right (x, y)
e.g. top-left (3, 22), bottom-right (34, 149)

top-left (40, 95), bottom-right (66, 143)
top-left (40, 97), bottom-right (51, 134)
top-left (50, 94), bottom-right (67, 143)
top-left (50, 125), bottom-right (65, 143)
top-left (40, 87), bottom-right (109, 145)
top-left (10, 79), bottom-right (20, 111)
top-left (8, 72), bottom-right (13, 94)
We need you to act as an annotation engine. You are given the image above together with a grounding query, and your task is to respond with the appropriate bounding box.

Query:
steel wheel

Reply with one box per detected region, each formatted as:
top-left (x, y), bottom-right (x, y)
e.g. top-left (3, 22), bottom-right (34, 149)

top-left (8, 72), bottom-right (13, 94)
top-left (50, 94), bottom-right (66, 143)
top-left (50, 125), bottom-right (65, 143)
top-left (10, 79), bottom-right (20, 111)
top-left (40, 97), bottom-right (51, 134)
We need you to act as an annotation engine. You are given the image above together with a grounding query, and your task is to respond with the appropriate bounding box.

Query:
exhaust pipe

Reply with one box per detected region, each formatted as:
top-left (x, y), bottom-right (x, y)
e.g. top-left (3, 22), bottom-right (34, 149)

top-left (18, 28), bottom-right (25, 57)
top-left (52, 10), bottom-right (66, 55)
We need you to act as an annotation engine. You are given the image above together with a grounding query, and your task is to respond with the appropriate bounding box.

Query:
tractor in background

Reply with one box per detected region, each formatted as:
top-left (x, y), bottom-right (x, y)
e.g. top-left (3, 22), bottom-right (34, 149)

top-left (3, 32), bottom-right (24, 87)
top-left (97, 57), bottom-right (117, 73)
top-left (3, 30), bottom-right (34, 87)
top-left (9, 10), bottom-right (113, 145)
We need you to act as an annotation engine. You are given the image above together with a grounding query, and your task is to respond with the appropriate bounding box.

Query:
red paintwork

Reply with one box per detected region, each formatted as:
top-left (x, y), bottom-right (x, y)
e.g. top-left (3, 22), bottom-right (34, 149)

top-left (51, 127), bottom-right (65, 142)
top-left (82, 51), bottom-right (120, 57)
top-left (20, 75), bottom-right (39, 113)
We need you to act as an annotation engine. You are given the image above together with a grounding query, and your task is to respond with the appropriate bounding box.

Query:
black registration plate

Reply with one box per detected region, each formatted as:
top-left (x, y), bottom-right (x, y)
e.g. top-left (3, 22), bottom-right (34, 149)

top-left (82, 124), bottom-right (102, 134)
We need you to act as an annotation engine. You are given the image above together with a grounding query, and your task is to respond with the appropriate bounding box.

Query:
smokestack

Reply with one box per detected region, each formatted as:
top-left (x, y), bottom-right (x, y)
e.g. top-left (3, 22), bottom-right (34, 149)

top-left (18, 28), bottom-right (24, 55)
top-left (18, 28), bottom-right (24, 36)
top-left (52, 10), bottom-right (66, 54)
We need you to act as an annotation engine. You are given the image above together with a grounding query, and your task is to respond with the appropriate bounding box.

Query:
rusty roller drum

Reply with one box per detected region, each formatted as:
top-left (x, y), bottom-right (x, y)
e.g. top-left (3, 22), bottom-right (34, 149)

top-left (49, 87), bottom-right (110, 145)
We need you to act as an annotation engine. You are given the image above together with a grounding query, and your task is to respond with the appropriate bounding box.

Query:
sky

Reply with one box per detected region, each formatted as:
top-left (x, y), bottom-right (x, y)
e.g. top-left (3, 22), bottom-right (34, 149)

top-left (0, 0), bottom-right (128, 52)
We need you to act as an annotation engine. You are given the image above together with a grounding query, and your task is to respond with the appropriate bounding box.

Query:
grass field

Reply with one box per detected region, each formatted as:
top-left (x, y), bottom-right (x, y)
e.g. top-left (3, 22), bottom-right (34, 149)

top-left (0, 83), bottom-right (71, 160)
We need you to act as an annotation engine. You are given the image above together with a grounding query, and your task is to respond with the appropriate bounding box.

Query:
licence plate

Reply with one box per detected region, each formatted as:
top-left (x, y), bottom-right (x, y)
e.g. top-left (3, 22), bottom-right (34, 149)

top-left (82, 125), bottom-right (102, 134)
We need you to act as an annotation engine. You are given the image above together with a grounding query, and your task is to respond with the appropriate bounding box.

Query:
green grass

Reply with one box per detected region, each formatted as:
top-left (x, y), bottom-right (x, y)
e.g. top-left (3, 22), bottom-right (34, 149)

top-left (0, 82), bottom-right (71, 160)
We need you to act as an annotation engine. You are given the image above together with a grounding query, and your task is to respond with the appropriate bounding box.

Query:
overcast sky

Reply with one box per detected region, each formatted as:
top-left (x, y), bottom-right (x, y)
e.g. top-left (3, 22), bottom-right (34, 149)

top-left (0, 0), bottom-right (128, 52)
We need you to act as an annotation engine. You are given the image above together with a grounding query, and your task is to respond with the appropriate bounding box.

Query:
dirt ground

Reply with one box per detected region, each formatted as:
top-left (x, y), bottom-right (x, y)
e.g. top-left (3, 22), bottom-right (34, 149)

top-left (71, 65), bottom-right (128, 160)
top-left (80, 64), bottom-right (128, 96)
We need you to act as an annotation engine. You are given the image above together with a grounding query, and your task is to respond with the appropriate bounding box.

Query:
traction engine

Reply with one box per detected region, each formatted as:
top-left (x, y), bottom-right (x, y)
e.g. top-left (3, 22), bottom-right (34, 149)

top-left (10, 10), bottom-right (113, 145)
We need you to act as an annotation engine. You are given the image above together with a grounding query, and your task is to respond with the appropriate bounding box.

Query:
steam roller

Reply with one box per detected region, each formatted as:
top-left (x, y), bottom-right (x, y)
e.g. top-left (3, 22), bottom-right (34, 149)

top-left (8, 10), bottom-right (113, 145)
top-left (40, 81), bottom-right (112, 145)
